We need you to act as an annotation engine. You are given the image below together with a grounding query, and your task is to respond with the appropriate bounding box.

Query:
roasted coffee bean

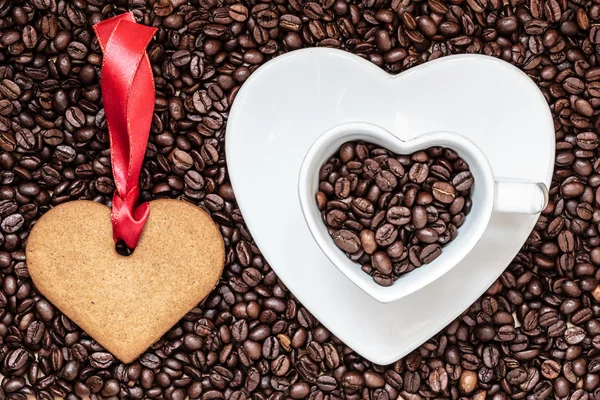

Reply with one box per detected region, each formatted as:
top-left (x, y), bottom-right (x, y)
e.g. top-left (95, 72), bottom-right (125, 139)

top-left (229, 4), bottom-right (249, 21)
top-left (453, 171), bottom-right (474, 191)
top-left (0, 79), bottom-right (21, 100)
top-left (404, 371), bottom-right (421, 393)
top-left (332, 229), bottom-right (361, 253)
top-left (1, 214), bottom-right (24, 234)
top-left (420, 244), bottom-right (442, 263)
top-left (375, 223), bottom-right (398, 246)
top-left (65, 107), bottom-right (85, 129)
top-left (372, 251), bottom-right (392, 274)
top-left (432, 182), bottom-right (456, 203)
top-left (565, 326), bottom-right (586, 344)
top-left (387, 206), bottom-right (411, 225)
top-left (319, 142), bottom-right (472, 284)
top-left (5, 349), bottom-right (30, 371)
top-left (412, 206), bottom-right (428, 229)
top-left (89, 352), bottom-right (114, 369)
top-left (541, 359), bottom-right (561, 379)
top-left (409, 163), bottom-right (429, 183)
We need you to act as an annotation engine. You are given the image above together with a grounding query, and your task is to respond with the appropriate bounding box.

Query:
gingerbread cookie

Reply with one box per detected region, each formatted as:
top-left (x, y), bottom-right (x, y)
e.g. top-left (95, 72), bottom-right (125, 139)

top-left (26, 199), bottom-right (225, 363)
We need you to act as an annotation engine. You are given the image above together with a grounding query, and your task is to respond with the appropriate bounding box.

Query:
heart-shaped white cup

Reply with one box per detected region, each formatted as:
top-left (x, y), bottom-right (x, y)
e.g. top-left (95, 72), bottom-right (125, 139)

top-left (299, 122), bottom-right (548, 303)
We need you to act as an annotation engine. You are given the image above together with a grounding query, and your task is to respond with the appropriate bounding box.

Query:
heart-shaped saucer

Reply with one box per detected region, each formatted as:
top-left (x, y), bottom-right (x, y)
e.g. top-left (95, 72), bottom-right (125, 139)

top-left (226, 49), bottom-right (554, 364)
top-left (26, 199), bottom-right (224, 363)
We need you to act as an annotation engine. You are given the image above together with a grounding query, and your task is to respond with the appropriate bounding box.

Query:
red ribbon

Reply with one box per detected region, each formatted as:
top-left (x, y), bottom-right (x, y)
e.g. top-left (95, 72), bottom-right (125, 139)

top-left (93, 14), bottom-right (157, 248)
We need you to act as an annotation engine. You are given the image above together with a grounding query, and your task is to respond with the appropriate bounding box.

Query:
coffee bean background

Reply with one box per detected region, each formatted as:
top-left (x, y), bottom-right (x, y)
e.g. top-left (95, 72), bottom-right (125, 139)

top-left (0, 0), bottom-right (600, 399)
top-left (317, 142), bottom-right (473, 286)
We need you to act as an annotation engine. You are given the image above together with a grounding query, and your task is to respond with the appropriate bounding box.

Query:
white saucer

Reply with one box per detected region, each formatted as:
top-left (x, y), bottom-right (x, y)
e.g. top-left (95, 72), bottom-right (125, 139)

top-left (226, 49), bottom-right (554, 365)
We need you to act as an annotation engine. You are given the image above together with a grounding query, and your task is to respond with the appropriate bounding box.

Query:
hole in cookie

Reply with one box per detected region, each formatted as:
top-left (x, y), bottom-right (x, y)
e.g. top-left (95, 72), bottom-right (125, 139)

top-left (115, 240), bottom-right (134, 256)
top-left (315, 141), bottom-right (474, 287)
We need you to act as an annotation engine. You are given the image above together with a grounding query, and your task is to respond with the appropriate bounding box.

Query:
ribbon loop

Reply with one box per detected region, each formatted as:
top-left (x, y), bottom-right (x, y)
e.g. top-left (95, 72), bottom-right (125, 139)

top-left (94, 14), bottom-right (157, 248)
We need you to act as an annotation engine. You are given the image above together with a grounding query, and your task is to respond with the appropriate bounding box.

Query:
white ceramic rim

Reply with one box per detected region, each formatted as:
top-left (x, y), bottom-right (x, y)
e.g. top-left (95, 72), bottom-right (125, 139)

top-left (298, 122), bottom-right (495, 303)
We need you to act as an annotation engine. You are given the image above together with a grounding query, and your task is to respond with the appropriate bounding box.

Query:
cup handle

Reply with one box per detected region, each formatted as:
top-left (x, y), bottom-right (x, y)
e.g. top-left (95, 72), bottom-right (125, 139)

top-left (494, 180), bottom-right (549, 214)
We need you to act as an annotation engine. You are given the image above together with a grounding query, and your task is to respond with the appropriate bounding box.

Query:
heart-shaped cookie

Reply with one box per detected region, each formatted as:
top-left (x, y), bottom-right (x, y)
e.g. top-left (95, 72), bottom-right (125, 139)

top-left (26, 199), bottom-right (224, 363)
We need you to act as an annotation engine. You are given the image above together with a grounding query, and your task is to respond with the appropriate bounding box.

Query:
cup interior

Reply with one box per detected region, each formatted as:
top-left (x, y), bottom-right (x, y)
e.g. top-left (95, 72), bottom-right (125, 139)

top-left (298, 122), bottom-right (496, 303)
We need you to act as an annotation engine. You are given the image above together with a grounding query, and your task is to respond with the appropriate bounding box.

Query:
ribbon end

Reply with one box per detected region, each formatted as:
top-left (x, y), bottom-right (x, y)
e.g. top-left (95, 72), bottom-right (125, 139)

top-left (111, 199), bottom-right (150, 251)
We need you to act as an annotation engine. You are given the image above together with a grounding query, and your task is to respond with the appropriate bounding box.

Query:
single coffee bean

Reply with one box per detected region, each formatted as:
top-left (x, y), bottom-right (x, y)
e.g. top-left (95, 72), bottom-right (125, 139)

top-left (359, 229), bottom-right (377, 254)
top-left (229, 4), bottom-right (249, 21)
top-left (432, 182), bottom-right (456, 203)
top-left (332, 229), bottom-right (361, 253)
top-left (412, 206), bottom-right (428, 229)
top-left (372, 251), bottom-right (392, 274)
top-left (5, 349), bottom-right (30, 371)
top-left (375, 223), bottom-right (398, 246)
top-left (452, 171), bottom-right (474, 191)
top-left (387, 206), bottom-right (411, 225)
top-left (420, 244), bottom-right (442, 263)
top-left (409, 163), bottom-right (429, 183)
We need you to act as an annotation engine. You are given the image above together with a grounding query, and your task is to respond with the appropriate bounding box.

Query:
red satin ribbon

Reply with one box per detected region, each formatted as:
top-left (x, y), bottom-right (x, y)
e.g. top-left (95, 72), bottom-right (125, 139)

top-left (93, 14), bottom-right (157, 248)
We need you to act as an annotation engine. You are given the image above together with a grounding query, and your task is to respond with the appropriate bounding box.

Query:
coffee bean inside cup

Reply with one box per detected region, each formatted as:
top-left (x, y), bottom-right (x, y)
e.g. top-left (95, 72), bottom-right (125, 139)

top-left (316, 142), bottom-right (474, 286)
